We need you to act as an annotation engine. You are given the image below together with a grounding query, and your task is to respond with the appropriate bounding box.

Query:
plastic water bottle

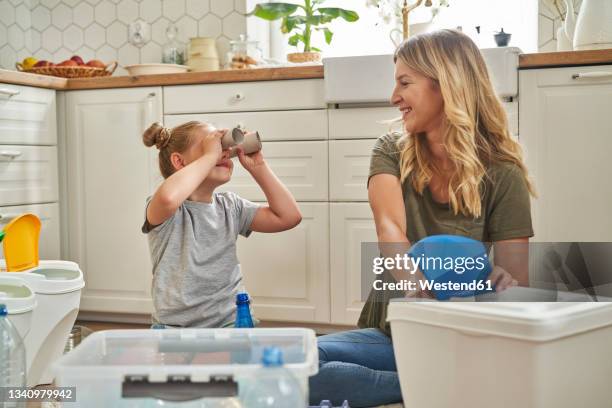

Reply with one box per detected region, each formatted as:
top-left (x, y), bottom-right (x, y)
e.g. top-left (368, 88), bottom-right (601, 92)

top-left (242, 347), bottom-right (305, 408)
top-left (0, 303), bottom-right (27, 407)
top-left (234, 292), bottom-right (254, 328)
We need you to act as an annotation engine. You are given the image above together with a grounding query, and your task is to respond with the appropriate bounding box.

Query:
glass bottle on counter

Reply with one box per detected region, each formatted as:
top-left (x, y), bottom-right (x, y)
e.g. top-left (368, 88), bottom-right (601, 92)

top-left (162, 23), bottom-right (186, 65)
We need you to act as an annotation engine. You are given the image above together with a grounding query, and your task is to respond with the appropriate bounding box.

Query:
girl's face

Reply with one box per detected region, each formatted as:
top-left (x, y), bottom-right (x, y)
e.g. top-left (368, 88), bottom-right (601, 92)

top-left (181, 126), bottom-right (233, 185)
top-left (391, 59), bottom-right (445, 135)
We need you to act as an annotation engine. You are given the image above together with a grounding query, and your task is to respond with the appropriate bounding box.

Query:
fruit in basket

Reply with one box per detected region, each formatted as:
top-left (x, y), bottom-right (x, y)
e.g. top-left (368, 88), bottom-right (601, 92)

top-left (58, 59), bottom-right (78, 67)
top-left (70, 55), bottom-right (85, 65)
top-left (21, 57), bottom-right (38, 70)
top-left (33, 60), bottom-right (53, 67)
top-left (86, 59), bottom-right (106, 69)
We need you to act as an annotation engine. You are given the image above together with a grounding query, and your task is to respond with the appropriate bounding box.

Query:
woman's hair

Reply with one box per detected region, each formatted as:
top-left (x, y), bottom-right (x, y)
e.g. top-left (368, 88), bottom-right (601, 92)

top-left (394, 29), bottom-right (535, 218)
top-left (143, 121), bottom-right (207, 178)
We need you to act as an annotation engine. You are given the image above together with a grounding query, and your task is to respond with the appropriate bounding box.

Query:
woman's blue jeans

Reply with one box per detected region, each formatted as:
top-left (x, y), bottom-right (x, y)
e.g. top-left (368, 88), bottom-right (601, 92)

top-left (309, 328), bottom-right (403, 407)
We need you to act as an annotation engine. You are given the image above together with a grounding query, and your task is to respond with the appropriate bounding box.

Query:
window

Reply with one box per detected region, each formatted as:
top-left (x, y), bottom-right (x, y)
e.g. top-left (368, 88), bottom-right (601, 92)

top-left (247, 0), bottom-right (538, 61)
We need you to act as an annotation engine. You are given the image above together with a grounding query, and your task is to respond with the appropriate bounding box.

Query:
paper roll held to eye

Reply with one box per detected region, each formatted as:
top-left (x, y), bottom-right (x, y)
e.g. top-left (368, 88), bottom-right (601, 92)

top-left (221, 127), bottom-right (262, 157)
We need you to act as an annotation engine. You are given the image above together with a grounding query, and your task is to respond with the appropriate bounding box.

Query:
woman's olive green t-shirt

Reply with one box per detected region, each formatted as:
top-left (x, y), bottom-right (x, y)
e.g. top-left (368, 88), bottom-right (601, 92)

top-left (358, 132), bottom-right (534, 336)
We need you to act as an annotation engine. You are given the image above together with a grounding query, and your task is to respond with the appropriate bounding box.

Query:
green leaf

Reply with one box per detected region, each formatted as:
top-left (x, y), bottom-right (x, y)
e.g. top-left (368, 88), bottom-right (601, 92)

top-left (288, 33), bottom-right (303, 47)
top-left (281, 15), bottom-right (306, 33)
top-left (317, 8), bottom-right (360, 22)
top-left (322, 27), bottom-right (333, 44)
top-left (247, 3), bottom-right (299, 20)
top-left (305, 14), bottom-right (334, 26)
top-left (311, 46), bottom-right (321, 52)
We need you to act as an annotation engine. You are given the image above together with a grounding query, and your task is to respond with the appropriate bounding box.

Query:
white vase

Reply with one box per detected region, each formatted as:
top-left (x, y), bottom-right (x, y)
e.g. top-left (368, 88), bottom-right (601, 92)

top-left (556, 26), bottom-right (573, 51)
top-left (573, 0), bottom-right (612, 50)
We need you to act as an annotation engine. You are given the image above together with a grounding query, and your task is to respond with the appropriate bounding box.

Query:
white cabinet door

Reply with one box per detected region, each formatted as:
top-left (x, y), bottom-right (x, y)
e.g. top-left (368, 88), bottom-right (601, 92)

top-left (0, 203), bottom-right (60, 261)
top-left (329, 139), bottom-right (376, 201)
top-left (519, 66), bottom-right (612, 242)
top-left (164, 109), bottom-right (328, 141)
top-left (64, 87), bottom-right (162, 314)
top-left (164, 79), bottom-right (325, 114)
top-left (330, 203), bottom-right (377, 325)
top-left (0, 146), bottom-right (58, 206)
top-left (0, 84), bottom-right (57, 145)
top-left (328, 107), bottom-right (398, 139)
top-left (237, 203), bottom-right (330, 323)
top-left (218, 141), bottom-right (328, 201)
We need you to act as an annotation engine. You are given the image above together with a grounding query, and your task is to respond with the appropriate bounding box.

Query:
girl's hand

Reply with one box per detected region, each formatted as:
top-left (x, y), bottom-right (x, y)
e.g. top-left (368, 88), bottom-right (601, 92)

top-left (489, 265), bottom-right (518, 292)
top-left (237, 146), bottom-right (265, 173)
top-left (201, 129), bottom-right (224, 161)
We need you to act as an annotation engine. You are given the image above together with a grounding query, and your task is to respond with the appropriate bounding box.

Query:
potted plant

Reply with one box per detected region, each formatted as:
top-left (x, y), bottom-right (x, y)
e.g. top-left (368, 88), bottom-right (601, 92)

top-left (248, 1), bottom-right (359, 63)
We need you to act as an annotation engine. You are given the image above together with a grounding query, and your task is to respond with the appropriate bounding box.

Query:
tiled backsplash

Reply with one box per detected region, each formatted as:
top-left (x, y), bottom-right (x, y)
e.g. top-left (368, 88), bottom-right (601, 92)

top-left (0, 0), bottom-right (247, 74)
top-left (538, 0), bottom-right (582, 52)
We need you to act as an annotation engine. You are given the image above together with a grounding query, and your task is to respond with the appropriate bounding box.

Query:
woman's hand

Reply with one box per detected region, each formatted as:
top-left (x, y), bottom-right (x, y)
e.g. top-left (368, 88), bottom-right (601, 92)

top-left (489, 265), bottom-right (518, 292)
top-left (237, 146), bottom-right (265, 172)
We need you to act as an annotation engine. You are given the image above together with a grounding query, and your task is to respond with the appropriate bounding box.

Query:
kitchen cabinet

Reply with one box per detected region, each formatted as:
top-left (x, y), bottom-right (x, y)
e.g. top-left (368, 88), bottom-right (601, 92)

top-left (330, 203), bottom-right (378, 325)
top-left (0, 84), bottom-right (60, 261)
top-left (237, 203), bottom-right (330, 323)
top-left (163, 79), bottom-right (332, 323)
top-left (63, 87), bottom-right (162, 314)
top-left (519, 65), bottom-right (612, 242)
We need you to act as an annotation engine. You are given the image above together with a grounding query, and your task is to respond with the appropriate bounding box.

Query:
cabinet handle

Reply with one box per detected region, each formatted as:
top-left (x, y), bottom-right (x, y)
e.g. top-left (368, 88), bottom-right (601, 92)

top-left (233, 92), bottom-right (245, 102)
top-left (0, 150), bottom-right (22, 159)
top-left (0, 213), bottom-right (20, 222)
top-left (572, 72), bottom-right (612, 80)
top-left (0, 88), bottom-right (20, 97)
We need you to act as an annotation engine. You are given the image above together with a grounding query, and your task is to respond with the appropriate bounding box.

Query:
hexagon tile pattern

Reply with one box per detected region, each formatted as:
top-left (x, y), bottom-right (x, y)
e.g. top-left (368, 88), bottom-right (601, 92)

top-left (0, 0), bottom-right (248, 69)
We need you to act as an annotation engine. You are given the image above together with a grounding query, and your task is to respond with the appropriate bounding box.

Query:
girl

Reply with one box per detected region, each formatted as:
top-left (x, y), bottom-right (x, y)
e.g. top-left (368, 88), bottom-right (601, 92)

top-left (310, 29), bottom-right (535, 407)
top-left (142, 121), bottom-right (301, 328)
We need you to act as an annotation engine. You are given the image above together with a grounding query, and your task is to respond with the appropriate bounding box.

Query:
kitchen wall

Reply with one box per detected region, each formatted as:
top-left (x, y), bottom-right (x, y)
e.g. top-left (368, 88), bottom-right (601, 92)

top-left (0, 0), bottom-right (247, 74)
top-left (538, 0), bottom-right (582, 52)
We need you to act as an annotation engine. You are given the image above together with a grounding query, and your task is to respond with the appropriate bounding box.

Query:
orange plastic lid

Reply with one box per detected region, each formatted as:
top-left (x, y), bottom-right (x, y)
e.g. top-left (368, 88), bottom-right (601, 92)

top-left (2, 213), bottom-right (41, 272)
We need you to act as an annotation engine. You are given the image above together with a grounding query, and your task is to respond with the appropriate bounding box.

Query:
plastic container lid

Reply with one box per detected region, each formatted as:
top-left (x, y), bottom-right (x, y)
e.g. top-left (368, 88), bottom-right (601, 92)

top-left (0, 275), bottom-right (36, 314)
top-left (53, 328), bottom-right (318, 383)
top-left (387, 287), bottom-right (612, 342)
top-left (0, 260), bottom-right (84, 294)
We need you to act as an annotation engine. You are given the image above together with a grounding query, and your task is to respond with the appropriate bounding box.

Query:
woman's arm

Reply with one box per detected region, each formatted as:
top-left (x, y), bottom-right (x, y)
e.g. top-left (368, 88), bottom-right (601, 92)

top-left (492, 237), bottom-right (530, 287)
top-left (147, 131), bottom-right (223, 226)
top-left (368, 174), bottom-right (414, 282)
top-left (238, 149), bottom-right (301, 233)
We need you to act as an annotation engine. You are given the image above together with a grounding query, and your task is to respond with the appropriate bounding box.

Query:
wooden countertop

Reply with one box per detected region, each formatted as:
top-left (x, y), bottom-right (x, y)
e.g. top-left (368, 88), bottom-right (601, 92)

top-left (0, 65), bottom-right (324, 90)
top-left (519, 49), bottom-right (612, 69)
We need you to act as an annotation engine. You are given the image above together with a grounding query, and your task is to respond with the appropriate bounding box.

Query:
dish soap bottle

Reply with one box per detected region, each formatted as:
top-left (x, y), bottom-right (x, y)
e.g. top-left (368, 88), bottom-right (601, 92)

top-left (162, 23), bottom-right (185, 65)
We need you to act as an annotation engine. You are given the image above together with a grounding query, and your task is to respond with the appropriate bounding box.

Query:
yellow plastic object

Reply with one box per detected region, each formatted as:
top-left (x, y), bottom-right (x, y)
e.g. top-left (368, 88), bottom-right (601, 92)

top-left (2, 213), bottom-right (41, 272)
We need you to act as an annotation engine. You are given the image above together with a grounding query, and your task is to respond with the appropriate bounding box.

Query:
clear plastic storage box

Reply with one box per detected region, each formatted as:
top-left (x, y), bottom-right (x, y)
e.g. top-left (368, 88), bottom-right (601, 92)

top-left (53, 328), bottom-right (318, 407)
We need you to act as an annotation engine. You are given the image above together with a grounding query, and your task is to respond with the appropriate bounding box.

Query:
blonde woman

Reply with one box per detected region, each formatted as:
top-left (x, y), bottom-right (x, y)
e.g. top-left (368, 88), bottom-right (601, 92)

top-left (309, 29), bottom-right (535, 407)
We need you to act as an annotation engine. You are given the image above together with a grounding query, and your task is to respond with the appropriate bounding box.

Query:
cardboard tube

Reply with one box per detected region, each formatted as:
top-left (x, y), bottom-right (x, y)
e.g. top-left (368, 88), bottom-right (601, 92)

top-left (221, 127), bottom-right (245, 150)
top-left (230, 131), bottom-right (262, 158)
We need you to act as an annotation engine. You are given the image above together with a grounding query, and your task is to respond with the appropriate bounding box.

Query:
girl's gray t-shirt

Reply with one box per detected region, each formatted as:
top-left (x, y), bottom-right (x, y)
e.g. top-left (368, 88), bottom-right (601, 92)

top-left (142, 192), bottom-right (260, 327)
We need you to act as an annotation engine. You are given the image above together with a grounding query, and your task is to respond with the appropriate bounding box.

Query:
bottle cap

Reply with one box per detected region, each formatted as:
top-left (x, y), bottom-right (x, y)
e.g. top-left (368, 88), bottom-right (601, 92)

top-left (262, 346), bottom-right (283, 367)
top-left (236, 292), bottom-right (250, 303)
top-left (0, 304), bottom-right (7, 317)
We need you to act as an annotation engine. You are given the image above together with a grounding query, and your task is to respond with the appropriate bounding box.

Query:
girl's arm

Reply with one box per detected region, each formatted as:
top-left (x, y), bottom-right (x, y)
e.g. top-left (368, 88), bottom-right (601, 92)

top-left (237, 148), bottom-right (301, 233)
top-left (147, 131), bottom-right (223, 226)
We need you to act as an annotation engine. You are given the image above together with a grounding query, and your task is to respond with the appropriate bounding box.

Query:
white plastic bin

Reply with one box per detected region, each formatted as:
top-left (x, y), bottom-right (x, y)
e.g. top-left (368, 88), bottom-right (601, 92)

top-left (53, 328), bottom-right (318, 407)
top-left (388, 289), bottom-right (612, 408)
top-left (0, 260), bottom-right (84, 386)
top-left (0, 275), bottom-right (36, 340)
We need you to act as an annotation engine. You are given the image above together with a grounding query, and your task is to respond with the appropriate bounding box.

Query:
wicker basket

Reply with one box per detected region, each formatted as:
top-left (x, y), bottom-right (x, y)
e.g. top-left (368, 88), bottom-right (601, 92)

top-left (15, 61), bottom-right (118, 78)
